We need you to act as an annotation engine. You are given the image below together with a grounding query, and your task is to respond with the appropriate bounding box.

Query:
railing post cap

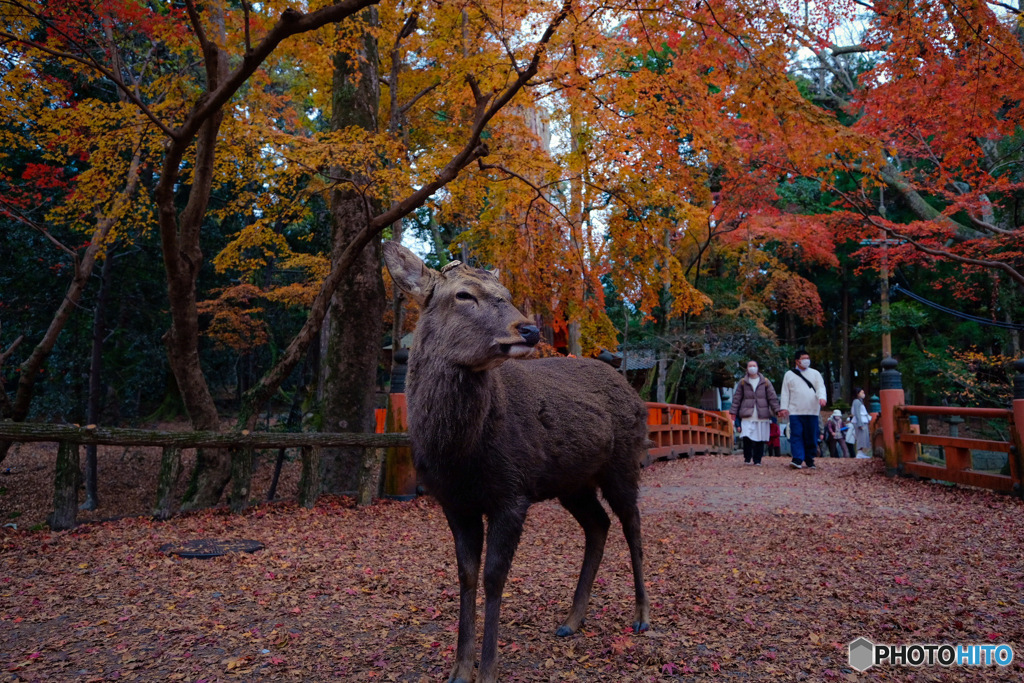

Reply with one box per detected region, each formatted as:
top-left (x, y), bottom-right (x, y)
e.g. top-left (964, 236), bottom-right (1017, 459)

top-left (879, 357), bottom-right (902, 391)
top-left (1014, 358), bottom-right (1024, 400)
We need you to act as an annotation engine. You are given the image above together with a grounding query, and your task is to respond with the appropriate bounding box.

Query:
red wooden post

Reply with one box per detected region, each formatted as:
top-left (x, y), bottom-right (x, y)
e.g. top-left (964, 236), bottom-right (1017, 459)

top-left (1011, 359), bottom-right (1024, 498)
top-left (878, 357), bottom-right (904, 476)
top-left (383, 393), bottom-right (416, 498)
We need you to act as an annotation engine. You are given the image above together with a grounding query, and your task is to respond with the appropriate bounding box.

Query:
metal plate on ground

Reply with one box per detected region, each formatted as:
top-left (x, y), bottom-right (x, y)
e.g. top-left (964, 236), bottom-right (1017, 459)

top-left (160, 539), bottom-right (264, 559)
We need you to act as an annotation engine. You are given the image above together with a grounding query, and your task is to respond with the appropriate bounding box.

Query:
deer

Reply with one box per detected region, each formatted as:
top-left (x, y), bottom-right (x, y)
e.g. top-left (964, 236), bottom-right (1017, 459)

top-left (382, 241), bottom-right (650, 683)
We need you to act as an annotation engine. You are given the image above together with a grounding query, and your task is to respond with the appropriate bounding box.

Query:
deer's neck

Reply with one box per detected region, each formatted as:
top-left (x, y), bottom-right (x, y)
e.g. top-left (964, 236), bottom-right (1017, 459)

top-left (406, 353), bottom-right (500, 460)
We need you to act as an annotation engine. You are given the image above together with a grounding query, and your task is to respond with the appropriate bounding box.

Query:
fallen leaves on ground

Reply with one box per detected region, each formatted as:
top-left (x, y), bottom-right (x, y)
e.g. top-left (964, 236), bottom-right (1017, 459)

top-left (2, 455), bottom-right (1023, 681)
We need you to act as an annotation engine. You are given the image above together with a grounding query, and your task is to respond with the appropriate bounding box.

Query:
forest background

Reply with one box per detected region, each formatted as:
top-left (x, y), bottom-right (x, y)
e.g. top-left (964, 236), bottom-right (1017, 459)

top-left (2, 0), bottom-right (1024, 507)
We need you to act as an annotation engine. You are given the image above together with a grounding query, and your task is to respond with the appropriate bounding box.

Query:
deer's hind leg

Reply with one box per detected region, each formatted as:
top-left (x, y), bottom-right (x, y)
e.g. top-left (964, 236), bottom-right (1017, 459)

top-left (556, 488), bottom-right (611, 637)
top-left (442, 508), bottom-right (484, 683)
top-left (600, 477), bottom-right (651, 634)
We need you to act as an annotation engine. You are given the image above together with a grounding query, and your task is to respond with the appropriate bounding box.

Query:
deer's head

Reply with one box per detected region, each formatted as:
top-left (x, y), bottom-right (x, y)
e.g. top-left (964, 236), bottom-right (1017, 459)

top-left (383, 241), bottom-right (539, 371)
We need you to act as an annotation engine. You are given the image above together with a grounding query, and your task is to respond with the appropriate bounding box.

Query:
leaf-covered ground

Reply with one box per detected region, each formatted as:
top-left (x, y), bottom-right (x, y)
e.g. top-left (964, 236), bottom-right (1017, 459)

top-left (2, 454), bottom-right (1023, 682)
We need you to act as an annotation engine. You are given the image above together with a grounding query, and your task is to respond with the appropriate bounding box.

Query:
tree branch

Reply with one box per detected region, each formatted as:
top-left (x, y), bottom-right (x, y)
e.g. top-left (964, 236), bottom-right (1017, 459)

top-left (0, 335), bottom-right (24, 367)
top-left (183, 0), bottom-right (210, 54)
top-left (870, 215), bottom-right (1024, 286)
top-left (181, 0), bottom-right (379, 142)
top-left (477, 160), bottom-right (590, 274)
top-left (0, 28), bottom-right (177, 139)
top-left (831, 184), bottom-right (1024, 286)
top-left (0, 198), bottom-right (78, 259)
top-left (11, 143), bottom-right (146, 421)
top-left (399, 80), bottom-right (440, 115)
top-left (239, 0), bottom-right (574, 426)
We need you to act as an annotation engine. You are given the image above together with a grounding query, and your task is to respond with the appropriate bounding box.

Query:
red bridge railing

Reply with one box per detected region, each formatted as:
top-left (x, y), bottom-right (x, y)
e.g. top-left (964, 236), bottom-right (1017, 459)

top-left (644, 402), bottom-right (733, 465)
top-left (877, 357), bottom-right (1024, 498)
top-left (891, 406), bottom-right (1019, 493)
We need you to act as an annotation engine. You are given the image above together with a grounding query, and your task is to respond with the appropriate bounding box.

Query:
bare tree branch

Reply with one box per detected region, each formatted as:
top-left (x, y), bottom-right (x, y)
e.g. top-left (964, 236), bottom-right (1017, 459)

top-left (0, 199), bottom-right (78, 259)
top-left (0, 335), bottom-right (24, 367)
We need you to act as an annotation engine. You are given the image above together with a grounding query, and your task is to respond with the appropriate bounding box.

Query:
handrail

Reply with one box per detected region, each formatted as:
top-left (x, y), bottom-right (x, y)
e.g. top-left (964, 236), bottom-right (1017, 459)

top-left (891, 407), bottom-right (1020, 494)
top-left (895, 406), bottom-right (1012, 419)
top-left (644, 402), bottom-right (733, 464)
top-left (0, 422), bottom-right (409, 448)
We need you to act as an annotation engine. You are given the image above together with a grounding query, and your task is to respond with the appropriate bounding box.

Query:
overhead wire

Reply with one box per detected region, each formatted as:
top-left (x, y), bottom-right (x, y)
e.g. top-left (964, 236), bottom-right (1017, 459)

top-left (890, 283), bottom-right (1024, 331)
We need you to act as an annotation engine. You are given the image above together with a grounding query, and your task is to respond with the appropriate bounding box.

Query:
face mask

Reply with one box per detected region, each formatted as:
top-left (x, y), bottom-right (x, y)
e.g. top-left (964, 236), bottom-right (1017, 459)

top-left (747, 366), bottom-right (758, 376)
top-left (799, 359), bottom-right (811, 369)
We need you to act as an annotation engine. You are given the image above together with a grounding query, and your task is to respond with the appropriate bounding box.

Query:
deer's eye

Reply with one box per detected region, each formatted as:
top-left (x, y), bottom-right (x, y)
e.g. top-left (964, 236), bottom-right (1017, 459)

top-left (455, 291), bottom-right (477, 302)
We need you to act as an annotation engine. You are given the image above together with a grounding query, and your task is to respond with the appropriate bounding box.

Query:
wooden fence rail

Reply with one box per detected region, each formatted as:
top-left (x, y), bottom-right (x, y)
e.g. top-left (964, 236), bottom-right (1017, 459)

top-left (0, 399), bottom-right (733, 531)
top-left (0, 422), bottom-right (410, 530)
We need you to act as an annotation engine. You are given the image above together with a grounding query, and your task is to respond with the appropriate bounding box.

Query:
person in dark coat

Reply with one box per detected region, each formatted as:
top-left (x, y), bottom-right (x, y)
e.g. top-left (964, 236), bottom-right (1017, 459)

top-left (729, 360), bottom-right (781, 465)
top-left (825, 409), bottom-right (845, 458)
top-left (768, 417), bottom-right (781, 458)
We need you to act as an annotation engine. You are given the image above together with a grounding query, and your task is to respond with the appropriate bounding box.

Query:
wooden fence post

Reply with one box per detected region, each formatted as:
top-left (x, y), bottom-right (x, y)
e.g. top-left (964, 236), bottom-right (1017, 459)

top-left (879, 357), bottom-right (904, 476)
top-left (153, 446), bottom-right (182, 520)
top-left (229, 447), bottom-right (255, 513)
top-left (299, 445), bottom-right (320, 509)
top-left (48, 440), bottom-right (80, 531)
top-left (1011, 359), bottom-right (1024, 498)
top-left (357, 447), bottom-right (387, 506)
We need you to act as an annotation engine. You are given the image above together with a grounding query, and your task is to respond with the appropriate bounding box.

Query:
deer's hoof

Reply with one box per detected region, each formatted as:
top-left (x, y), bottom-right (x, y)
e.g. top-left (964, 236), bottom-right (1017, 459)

top-left (632, 621), bottom-right (650, 634)
top-left (555, 624), bottom-right (575, 637)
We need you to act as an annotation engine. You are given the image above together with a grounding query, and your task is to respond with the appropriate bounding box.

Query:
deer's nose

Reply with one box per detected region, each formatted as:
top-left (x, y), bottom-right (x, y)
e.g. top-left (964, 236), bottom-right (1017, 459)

top-left (517, 324), bottom-right (540, 346)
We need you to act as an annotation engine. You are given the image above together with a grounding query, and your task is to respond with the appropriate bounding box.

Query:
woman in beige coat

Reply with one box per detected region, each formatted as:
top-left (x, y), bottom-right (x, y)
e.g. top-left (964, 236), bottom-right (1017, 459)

top-left (729, 360), bottom-right (781, 465)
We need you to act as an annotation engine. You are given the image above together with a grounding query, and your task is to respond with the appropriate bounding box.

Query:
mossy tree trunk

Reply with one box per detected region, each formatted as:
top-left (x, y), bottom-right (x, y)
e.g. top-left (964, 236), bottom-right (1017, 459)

top-left (318, 7), bottom-right (386, 496)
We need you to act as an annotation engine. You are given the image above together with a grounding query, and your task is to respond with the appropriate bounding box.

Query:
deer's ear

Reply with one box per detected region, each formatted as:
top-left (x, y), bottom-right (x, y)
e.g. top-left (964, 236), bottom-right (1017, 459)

top-left (383, 241), bottom-right (436, 305)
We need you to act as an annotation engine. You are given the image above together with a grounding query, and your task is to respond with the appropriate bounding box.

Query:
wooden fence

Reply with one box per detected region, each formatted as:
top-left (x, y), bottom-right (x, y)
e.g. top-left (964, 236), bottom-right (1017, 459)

top-left (0, 399), bottom-right (735, 530)
top-left (877, 358), bottom-right (1024, 498)
top-left (0, 422), bottom-right (410, 530)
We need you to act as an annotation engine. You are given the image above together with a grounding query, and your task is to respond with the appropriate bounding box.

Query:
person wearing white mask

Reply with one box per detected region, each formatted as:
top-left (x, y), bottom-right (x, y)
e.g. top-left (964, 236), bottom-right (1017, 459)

top-left (825, 409), bottom-right (845, 458)
top-left (728, 359), bottom-right (781, 465)
top-left (778, 349), bottom-right (828, 469)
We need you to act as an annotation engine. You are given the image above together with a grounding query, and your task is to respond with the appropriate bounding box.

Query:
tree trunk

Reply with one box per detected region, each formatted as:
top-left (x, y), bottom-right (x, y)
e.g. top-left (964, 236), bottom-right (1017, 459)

top-left (357, 447), bottom-right (387, 505)
top-left (83, 249), bottom-right (115, 511)
top-left (841, 266), bottom-right (851, 401)
top-left (390, 221), bottom-right (406, 381)
top-left (164, 11), bottom-right (231, 510)
top-left (318, 8), bottom-right (386, 495)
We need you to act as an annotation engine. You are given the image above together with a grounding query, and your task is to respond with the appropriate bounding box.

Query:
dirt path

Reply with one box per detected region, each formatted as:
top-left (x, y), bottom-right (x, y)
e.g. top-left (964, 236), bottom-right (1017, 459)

top-left (2, 453), bottom-right (1022, 682)
top-left (641, 453), bottom-right (941, 518)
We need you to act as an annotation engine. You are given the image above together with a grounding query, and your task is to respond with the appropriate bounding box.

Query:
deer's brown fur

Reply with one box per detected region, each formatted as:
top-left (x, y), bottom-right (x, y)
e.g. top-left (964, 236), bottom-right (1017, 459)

top-left (383, 241), bottom-right (650, 683)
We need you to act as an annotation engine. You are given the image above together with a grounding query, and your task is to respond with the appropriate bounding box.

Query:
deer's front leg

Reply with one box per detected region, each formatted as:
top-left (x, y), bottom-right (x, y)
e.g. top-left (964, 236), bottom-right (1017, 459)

top-left (478, 502), bottom-right (529, 683)
top-left (443, 509), bottom-right (484, 683)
